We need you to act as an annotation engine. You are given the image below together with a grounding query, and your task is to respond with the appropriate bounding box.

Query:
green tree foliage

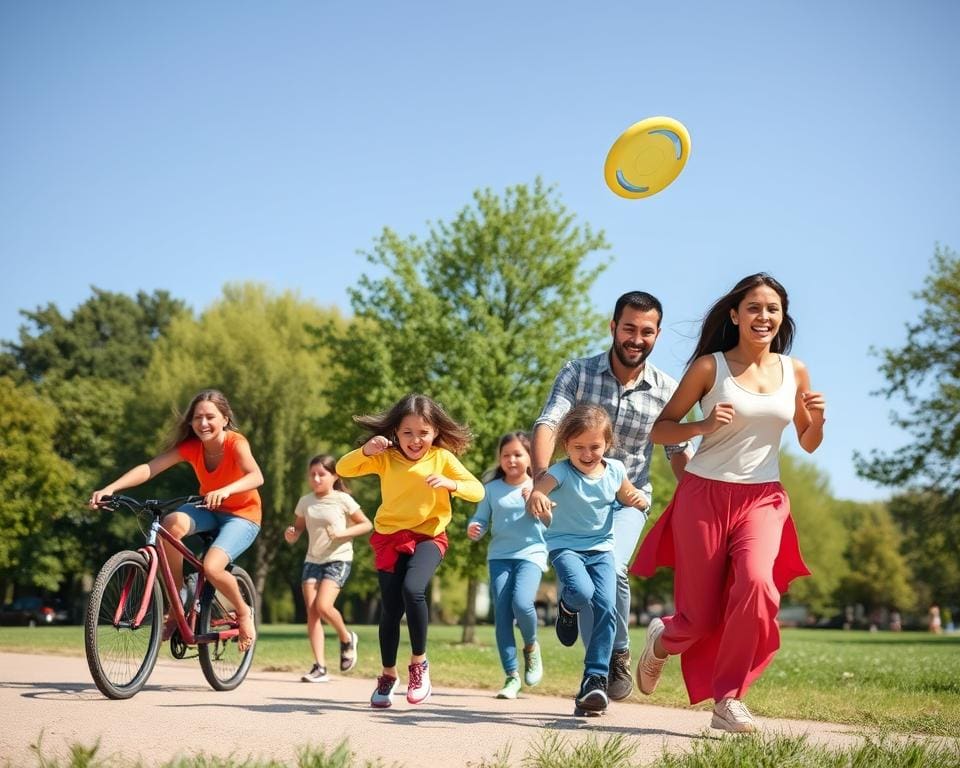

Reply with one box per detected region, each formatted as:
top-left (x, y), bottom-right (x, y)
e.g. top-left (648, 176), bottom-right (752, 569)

top-left (779, 452), bottom-right (849, 617)
top-left (0, 378), bottom-right (79, 597)
top-left (888, 490), bottom-right (960, 612)
top-left (129, 284), bottom-right (347, 619)
top-left (834, 500), bottom-right (914, 613)
top-left (855, 245), bottom-right (960, 493)
top-left (0, 289), bottom-right (189, 590)
top-left (316, 179), bottom-right (610, 636)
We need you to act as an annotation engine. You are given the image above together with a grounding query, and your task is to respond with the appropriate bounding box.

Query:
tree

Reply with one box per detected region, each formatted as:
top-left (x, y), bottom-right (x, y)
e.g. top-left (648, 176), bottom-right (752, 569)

top-left (130, 283), bottom-right (346, 619)
top-left (888, 490), bottom-right (960, 614)
top-left (317, 179), bottom-right (610, 640)
top-left (834, 502), bottom-right (914, 615)
top-left (0, 288), bottom-right (190, 593)
top-left (779, 452), bottom-right (849, 617)
top-left (0, 378), bottom-right (79, 600)
top-left (855, 245), bottom-right (960, 493)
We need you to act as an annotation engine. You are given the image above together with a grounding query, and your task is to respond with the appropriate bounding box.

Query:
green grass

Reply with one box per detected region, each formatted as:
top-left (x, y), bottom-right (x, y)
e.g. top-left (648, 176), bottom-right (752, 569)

top-left (14, 731), bottom-right (960, 768)
top-left (3, 625), bottom-right (959, 735)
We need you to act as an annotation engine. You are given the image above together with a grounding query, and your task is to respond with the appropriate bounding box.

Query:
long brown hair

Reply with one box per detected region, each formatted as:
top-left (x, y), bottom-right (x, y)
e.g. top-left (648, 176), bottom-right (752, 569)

top-left (353, 393), bottom-right (472, 455)
top-left (165, 389), bottom-right (239, 450)
top-left (308, 454), bottom-right (349, 493)
top-left (688, 273), bottom-right (795, 364)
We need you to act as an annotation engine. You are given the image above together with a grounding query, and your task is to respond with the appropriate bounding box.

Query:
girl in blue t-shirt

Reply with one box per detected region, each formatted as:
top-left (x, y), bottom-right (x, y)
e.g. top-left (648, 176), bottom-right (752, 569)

top-left (525, 404), bottom-right (648, 715)
top-left (468, 432), bottom-right (547, 700)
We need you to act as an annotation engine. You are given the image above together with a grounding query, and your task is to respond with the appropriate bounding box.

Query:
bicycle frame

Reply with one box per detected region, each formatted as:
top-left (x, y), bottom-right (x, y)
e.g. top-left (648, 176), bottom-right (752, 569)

top-left (124, 512), bottom-right (239, 646)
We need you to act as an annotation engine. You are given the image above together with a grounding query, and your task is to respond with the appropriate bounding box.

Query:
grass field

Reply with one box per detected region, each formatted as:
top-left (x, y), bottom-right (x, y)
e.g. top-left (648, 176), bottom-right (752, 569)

top-left (3, 624), bottom-right (958, 735)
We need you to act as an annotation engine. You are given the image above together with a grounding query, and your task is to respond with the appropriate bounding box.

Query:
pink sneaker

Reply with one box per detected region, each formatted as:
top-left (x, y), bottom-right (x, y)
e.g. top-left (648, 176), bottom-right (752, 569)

top-left (406, 660), bottom-right (432, 704)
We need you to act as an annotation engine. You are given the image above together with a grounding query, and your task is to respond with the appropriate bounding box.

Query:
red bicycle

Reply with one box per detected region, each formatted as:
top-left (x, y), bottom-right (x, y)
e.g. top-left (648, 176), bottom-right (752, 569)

top-left (83, 494), bottom-right (257, 699)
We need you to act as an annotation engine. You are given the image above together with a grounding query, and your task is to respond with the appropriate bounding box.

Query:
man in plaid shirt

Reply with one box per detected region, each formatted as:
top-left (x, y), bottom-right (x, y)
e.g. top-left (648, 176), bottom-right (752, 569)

top-left (531, 290), bottom-right (690, 702)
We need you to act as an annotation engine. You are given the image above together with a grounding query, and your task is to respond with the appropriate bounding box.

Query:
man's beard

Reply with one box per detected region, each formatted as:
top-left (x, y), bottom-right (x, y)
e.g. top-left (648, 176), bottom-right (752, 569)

top-left (612, 340), bottom-right (649, 369)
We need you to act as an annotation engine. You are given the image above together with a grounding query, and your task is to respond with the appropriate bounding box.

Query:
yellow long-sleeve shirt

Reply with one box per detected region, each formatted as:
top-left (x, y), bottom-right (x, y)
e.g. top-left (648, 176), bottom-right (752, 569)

top-left (336, 446), bottom-right (484, 536)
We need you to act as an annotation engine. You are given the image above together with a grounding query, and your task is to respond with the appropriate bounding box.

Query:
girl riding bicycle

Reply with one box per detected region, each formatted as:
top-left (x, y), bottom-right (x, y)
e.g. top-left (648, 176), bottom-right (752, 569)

top-left (90, 389), bottom-right (263, 652)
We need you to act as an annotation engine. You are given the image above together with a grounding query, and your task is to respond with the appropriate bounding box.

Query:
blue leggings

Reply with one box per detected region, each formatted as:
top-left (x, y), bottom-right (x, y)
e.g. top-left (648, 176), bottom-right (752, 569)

top-left (489, 559), bottom-right (542, 675)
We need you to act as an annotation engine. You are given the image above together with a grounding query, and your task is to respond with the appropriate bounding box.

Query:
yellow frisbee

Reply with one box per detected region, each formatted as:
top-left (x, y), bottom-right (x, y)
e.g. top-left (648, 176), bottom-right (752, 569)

top-left (604, 116), bottom-right (691, 199)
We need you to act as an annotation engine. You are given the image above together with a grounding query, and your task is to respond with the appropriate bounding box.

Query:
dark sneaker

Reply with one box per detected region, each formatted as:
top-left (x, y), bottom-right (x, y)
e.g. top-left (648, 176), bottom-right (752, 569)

top-left (607, 648), bottom-right (633, 701)
top-left (555, 602), bottom-right (579, 647)
top-left (340, 631), bottom-right (359, 672)
top-left (301, 663), bottom-right (329, 683)
top-left (575, 674), bottom-right (609, 714)
top-left (370, 674), bottom-right (398, 708)
top-left (406, 659), bottom-right (432, 704)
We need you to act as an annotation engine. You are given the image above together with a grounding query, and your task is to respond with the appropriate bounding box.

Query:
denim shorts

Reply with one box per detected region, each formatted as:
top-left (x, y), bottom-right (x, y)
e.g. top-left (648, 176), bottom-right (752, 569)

top-left (302, 560), bottom-right (352, 588)
top-left (177, 504), bottom-right (260, 562)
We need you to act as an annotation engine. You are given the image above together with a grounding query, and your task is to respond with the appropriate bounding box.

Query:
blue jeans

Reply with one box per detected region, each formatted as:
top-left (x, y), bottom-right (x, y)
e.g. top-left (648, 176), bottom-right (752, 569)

top-left (550, 548), bottom-right (616, 678)
top-left (579, 504), bottom-right (647, 653)
top-left (489, 559), bottom-right (542, 675)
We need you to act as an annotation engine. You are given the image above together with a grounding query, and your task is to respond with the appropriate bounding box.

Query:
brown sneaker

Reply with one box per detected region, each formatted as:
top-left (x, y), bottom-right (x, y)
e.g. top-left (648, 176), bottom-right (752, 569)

top-left (636, 617), bottom-right (668, 695)
top-left (711, 698), bottom-right (758, 733)
top-left (607, 648), bottom-right (633, 701)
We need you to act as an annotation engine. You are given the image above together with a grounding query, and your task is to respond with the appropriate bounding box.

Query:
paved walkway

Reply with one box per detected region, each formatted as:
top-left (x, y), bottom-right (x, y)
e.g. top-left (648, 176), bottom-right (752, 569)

top-left (1, 652), bottom-right (869, 766)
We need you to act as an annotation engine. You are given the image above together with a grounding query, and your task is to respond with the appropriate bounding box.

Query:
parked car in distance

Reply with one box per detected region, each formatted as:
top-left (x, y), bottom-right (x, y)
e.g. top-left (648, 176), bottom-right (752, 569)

top-left (0, 596), bottom-right (69, 627)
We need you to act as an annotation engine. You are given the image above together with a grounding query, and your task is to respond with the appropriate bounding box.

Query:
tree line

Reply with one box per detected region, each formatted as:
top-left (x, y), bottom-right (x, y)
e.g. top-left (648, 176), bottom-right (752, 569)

top-left (1, 182), bottom-right (956, 631)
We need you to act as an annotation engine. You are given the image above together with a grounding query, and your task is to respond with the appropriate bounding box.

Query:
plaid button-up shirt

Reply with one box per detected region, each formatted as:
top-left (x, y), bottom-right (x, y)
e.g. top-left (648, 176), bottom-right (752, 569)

top-left (535, 351), bottom-right (688, 501)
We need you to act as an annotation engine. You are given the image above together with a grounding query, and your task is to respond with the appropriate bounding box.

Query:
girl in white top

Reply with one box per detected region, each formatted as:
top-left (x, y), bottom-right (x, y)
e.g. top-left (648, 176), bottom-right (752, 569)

top-left (630, 273), bottom-right (826, 734)
top-left (285, 454), bottom-right (372, 682)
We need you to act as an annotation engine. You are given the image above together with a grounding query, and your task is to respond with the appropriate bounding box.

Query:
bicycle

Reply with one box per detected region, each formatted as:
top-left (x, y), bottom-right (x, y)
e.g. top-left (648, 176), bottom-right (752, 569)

top-left (83, 494), bottom-right (257, 700)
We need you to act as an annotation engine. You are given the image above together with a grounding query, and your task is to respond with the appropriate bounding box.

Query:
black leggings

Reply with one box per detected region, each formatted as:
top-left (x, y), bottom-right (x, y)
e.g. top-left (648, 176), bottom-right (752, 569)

top-left (377, 540), bottom-right (443, 667)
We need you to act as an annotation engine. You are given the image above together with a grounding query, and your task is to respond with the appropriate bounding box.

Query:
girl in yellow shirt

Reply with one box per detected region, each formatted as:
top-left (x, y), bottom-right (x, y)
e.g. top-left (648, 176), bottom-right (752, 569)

top-left (336, 393), bottom-right (483, 709)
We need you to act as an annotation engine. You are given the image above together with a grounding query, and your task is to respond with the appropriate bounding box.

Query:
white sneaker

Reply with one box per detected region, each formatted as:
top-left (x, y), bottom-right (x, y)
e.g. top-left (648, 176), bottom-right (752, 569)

top-left (711, 698), bottom-right (758, 733)
top-left (370, 674), bottom-right (398, 708)
top-left (496, 675), bottom-right (522, 699)
top-left (406, 660), bottom-right (432, 704)
top-left (300, 663), bottom-right (329, 683)
top-left (636, 617), bottom-right (667, 695)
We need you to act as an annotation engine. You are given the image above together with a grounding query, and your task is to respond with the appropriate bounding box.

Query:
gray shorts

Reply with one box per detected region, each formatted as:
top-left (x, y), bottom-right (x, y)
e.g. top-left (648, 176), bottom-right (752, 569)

top-left (302, 560), bottom-right (352, 588)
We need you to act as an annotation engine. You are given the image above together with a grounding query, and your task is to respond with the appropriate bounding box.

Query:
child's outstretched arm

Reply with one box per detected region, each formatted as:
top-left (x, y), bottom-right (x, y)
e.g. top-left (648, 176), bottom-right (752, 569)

top-left (426, 453), bottom-right (484, 502)
top-left (329, 508), bottom-right (373, 541)
top-left (616, 477), bottom-right (650, 512)
top-left (467, 495), bottom-right (492, 541)
top-left (284, 516), bottom-right (306, 544)
top-left (525, 474), bottom-right (558, 527)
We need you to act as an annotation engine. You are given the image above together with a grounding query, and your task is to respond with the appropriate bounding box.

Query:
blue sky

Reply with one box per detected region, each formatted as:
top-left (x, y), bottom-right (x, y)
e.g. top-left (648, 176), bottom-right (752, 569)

top-left (2, 2), bottom-right (958, 501)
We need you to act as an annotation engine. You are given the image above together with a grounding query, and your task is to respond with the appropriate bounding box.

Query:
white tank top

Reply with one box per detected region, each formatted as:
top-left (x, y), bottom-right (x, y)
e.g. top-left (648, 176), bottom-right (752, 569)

top-left (686, 352), bottom-right (796, 483)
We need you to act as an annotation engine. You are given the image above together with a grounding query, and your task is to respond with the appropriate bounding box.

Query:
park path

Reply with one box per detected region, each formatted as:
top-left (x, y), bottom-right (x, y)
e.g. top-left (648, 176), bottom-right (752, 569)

top-left (1, 651), bottom-right (869, 767)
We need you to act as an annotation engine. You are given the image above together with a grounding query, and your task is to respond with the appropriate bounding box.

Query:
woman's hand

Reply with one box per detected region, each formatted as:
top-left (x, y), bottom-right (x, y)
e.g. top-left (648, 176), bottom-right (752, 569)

top-left (702, 402), bottom-right (735, 434)
top-left (284, 526), bottom-right (298, 544)
top-left (802, 391), bottom-right (826, 423)
top-left (89, 487), bottom-right (115, 509)
top-left (362, 436), bottom-right (392, 456)
top-left (205, 489), bottom-right (231, 509)
top-left (467, 522), bottom-right (484, 541)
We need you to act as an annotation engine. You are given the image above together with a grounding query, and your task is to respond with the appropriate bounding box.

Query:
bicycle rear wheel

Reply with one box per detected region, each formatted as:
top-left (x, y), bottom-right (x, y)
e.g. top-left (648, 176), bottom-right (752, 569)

top-left (198, 566), bottom-right (257, 691)
top-left (84, 550), bottom-right (163, 699)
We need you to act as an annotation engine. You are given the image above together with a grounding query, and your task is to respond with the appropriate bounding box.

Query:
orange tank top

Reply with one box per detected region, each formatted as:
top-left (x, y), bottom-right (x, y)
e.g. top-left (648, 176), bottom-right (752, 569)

top-left (177, 431), bottom-right (262, 526)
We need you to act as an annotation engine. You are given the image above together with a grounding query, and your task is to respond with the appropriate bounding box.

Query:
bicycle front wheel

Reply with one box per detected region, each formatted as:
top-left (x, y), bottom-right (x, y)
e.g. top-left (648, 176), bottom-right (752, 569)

top-left (84, 550), bottom-right (163, 699)
top-left (198, 566), bottom-right (257, 691)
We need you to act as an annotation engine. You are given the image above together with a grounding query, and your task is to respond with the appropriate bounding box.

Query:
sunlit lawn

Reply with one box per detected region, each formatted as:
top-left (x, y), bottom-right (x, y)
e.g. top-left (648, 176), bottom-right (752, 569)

top-left (3, 624), bottom-right (958, 735)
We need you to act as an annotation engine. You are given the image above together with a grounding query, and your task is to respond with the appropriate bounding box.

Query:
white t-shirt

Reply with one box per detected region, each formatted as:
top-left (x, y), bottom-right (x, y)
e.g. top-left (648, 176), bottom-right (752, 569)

top-left (294, 489), bottom-right (361, 564)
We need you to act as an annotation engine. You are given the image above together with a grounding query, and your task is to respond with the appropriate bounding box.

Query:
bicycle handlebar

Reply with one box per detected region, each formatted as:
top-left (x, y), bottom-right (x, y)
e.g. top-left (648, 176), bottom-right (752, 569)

top-left (98, 494), bottom-right (205, 514)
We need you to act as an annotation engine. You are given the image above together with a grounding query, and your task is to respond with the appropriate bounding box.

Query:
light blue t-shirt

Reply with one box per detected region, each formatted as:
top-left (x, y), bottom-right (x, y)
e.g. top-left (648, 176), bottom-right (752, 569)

top-left (468, 478), bottom-right (548, 571)
top-left (543, 458), bottom-right (626, 553)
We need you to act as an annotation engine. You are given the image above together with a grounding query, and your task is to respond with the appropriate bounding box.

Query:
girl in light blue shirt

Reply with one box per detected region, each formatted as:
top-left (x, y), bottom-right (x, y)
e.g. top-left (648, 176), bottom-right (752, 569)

top-left (468, 432), bottom-right (547, 700)
top-left (526, 404), bottom-right (647, 715)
